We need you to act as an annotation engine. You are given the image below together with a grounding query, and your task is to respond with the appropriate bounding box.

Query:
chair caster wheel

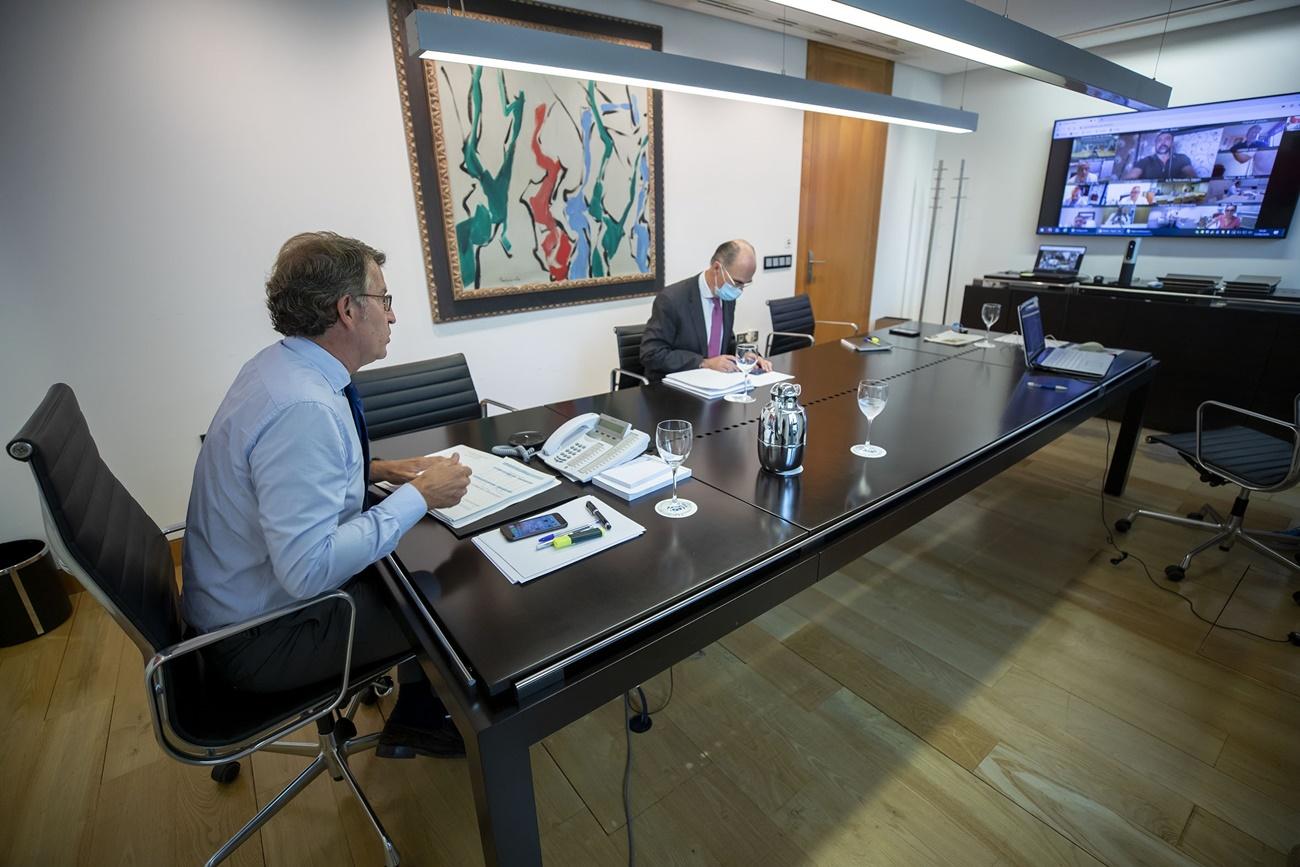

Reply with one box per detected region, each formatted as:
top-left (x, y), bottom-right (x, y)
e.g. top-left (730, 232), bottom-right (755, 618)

top-left (1164, 565), bottom-right (1186, 582)
top-left (1114, 519), bottom-right (1132, 533)
top-left (1292, 590), bottom-right (1300, 606)
top-left (1218, 545), bottom-right (1232, 552)
top-left (1289, 631), bottom-right (1300, 647)
top-left (211, 761), bottom-right (240, 784)
top-left (335, 717), bottom-right (358, 742)
top-left (1186, 512), bottom-right (1204, 521)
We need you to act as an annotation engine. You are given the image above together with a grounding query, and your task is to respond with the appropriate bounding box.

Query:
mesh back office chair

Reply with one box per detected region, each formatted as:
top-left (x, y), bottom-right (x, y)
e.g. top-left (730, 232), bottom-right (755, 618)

top-left (8, 384), bottom-right (413, 867)
top-left (352, 353), bottom-right (516, 439)
top-left (610, 323), bottom-right (649, 391)
top-left (765, 295), bottom-right (859, 356)
top-left (1114, 396), bottom-right (1300, 592)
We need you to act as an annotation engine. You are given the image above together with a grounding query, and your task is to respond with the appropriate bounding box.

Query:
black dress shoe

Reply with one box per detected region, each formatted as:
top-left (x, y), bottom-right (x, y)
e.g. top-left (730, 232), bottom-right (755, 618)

top-left (376, 718), bottom-right (466, 759)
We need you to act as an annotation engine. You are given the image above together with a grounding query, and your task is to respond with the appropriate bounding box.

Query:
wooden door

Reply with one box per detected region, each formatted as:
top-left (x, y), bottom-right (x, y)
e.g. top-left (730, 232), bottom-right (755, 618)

top-left (796, 43), bottom-right (893, 338)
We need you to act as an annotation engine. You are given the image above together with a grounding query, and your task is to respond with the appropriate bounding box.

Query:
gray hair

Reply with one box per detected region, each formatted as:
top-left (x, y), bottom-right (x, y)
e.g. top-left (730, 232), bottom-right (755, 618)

top-left (265, 231), bottom-right (386, 337)
top-left (710, 239), bottom-right (754, 268)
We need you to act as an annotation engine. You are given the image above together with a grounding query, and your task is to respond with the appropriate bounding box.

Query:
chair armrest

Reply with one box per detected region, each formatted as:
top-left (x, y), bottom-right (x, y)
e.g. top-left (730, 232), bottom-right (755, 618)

top-left (144, 589), bottom-right (359, 761)
top-left (159, 521), bottom-right (185, 537)
top-left (815, 319), bottom-right (860, 334)
top-left (765, 331), bottom-right (815, 356)
top-left (1196, 399), bottom-right (1300, 491)
top-left (480, 397), bottom-right (518, 416)
top-left (610, 368), bottom-right (649, 391)
top-left (150, 589), bottom-right (356, 664)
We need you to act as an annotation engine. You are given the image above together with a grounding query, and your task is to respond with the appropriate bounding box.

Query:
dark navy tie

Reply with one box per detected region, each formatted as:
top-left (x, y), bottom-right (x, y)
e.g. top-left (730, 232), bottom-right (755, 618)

top-left (343, 382), bottom-right (370, 484)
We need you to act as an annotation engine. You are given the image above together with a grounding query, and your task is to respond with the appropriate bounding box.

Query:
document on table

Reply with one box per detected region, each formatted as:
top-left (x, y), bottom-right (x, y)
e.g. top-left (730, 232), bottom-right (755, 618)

top-left (662, 368), bottom-right (793, 399)
top-left (378, 445), bottom-right (558, 529)
top-left (923, 330), bottom-right (983, 346)
top-left (472, 495), bottom-right (645, 584)
top-left (995, 333), bottom-right (1068, 349)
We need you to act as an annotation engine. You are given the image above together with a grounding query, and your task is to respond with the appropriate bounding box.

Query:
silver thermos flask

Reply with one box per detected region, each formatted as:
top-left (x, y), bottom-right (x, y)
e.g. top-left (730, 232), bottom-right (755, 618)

top-left (757, 382), bottom-right (806, 475)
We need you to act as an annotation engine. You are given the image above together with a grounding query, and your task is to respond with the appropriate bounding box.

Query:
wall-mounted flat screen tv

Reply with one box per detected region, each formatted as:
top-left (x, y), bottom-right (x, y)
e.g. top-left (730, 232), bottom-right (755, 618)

top-left (1037, 92), bottom-right (1300, 238)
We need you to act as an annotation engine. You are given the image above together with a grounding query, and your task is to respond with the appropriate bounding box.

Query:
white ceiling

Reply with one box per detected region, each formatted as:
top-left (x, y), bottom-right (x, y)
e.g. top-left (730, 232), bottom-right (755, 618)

top-left (647, 0), bottom-right (1300, 75)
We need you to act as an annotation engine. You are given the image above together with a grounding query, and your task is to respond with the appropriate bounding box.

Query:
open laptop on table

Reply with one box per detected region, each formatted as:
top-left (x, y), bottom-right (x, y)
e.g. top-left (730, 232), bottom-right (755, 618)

top-left (1021, 244), bottom-right (1086, 282)
top-left (1017, 296), bottom-right (1114, 378)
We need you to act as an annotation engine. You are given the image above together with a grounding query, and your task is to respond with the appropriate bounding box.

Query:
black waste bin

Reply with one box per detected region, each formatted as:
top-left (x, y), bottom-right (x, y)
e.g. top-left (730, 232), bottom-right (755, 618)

top-left (1, 539), bottom-right (74, 646)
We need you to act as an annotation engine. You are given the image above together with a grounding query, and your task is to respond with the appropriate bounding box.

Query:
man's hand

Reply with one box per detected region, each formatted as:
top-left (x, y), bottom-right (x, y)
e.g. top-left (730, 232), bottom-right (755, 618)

top-left (700, 354), bottom-right (739, 373)
top-left (750, 353), bottom-right (773, 373)
top-left (407, 453), bottom-right (473, 509)
top-left (371, 456), bottom-right (444, 486)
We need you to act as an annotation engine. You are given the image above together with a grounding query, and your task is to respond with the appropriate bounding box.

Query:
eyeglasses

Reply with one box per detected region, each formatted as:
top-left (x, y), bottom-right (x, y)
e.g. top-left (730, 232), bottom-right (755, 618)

top-left (719, 263), bottom-right (750, 291)
top-left (356, 293), bottom-right (393, 312)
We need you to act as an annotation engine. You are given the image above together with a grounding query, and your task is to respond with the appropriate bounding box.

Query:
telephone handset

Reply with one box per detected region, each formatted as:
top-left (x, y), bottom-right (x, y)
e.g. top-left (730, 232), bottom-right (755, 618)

top-left (540, 413), bottom-right (650, 482)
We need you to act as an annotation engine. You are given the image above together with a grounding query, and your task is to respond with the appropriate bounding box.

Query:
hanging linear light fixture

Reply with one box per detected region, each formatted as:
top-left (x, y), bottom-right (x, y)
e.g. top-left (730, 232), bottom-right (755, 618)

top-left (404, 10), bottom-right (978, 134)
top-left (767, 0), bottom-right (1171, 111)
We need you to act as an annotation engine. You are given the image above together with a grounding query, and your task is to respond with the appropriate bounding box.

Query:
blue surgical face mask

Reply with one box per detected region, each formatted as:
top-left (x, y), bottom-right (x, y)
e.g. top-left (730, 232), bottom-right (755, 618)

top-left (716, 265), bottom-right (744, 302)
top-left (717, 281), bottom-right (742, 302)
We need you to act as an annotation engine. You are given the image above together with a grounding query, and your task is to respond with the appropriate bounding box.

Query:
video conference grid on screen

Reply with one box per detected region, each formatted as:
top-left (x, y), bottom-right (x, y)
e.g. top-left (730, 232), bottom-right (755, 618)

top-left (1037, 93), bottom-right (1300, 239)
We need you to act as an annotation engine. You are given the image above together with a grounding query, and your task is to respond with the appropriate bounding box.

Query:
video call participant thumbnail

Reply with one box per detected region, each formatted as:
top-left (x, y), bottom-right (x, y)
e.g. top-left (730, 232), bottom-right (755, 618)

top-left (1126, 130), bottom-right (1198, 180)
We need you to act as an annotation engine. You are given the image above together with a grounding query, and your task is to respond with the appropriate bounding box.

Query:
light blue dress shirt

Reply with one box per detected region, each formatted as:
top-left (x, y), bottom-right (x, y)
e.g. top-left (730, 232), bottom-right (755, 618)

top-left (181, 337), bottom-right (427, 632)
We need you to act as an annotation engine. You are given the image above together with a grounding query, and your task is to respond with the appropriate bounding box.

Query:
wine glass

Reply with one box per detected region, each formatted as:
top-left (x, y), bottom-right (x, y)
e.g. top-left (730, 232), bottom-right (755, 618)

top-left (654, 420), bottom-right (697, 518)
top-left (850, 380), bottom-right (888, 458)
top-left (975, 302), bottom-right (1002, 349)
top-left (724, 341), bottom-right (759, 404)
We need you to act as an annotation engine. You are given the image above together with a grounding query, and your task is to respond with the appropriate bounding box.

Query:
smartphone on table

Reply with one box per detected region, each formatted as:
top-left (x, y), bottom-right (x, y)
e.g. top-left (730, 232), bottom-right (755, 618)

top-left (499, 513), bottom-right (567, 542)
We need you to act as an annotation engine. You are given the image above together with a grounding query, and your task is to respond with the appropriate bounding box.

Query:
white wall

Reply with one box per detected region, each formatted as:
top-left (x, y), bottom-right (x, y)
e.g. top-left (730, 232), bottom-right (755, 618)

top-left (0, 0), bottom-right (806, 540)
top-left (871, 63), bottom-right (945, 325)
top-left (928, 7), bottom-right (1300, 322)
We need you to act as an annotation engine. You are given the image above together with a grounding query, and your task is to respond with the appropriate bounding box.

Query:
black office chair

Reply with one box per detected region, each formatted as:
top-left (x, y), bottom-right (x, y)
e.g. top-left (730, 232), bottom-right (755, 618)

top-left (1115, 396), bottom-right (1300, 588)
top-left (765, 295), bottom-right (859, 356)
top-left (610, 323), bottom-right (649, 391)
top-left (8, 384), bottom-right (412, 867)
top-left (353, 353), bottom-right (516, 439)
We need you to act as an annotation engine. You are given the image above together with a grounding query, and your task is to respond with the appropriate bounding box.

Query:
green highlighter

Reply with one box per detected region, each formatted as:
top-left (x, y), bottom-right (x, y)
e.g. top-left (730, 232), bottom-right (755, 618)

top-left (551, 526), bottom-right (605, 549)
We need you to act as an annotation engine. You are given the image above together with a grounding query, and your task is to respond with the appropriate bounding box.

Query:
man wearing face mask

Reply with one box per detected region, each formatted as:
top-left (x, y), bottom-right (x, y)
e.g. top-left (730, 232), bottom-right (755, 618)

top-left (640, 238), bottom-right (774, 380)
top-left (1126, 130), bottom-right (1198, 180)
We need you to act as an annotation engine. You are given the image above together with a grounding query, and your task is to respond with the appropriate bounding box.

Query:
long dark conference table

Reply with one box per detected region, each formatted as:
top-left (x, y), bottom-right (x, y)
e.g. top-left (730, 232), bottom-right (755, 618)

top-left (371, 325), bottom-right (1156, 866)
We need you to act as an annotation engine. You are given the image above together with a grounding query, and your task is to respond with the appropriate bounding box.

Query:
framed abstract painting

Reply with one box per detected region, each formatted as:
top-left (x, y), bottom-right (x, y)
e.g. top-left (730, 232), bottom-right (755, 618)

top-left (387, 0), bottom-right (665, 321)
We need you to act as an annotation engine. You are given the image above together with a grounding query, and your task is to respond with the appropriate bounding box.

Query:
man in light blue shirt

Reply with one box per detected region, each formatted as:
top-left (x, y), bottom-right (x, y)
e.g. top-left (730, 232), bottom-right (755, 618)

top-left (183, 231), bottom-right (472, 758)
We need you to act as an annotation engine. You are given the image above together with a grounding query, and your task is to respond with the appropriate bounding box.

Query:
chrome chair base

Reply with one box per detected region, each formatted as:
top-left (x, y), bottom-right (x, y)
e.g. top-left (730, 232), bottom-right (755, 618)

top-left (1117, 487), bottom-right (1300, 580)
top-left (207, 690), bottom-right (400, 867)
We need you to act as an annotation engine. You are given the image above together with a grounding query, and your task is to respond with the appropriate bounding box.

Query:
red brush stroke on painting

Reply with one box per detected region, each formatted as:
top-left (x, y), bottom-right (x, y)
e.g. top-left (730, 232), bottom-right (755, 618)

top-left (526, 103), bottom-right (574, 281)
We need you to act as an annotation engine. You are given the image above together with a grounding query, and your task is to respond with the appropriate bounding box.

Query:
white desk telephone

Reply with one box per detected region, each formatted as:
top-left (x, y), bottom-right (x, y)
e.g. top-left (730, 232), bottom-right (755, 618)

top-left (540, 413), bottom-right (649, 482)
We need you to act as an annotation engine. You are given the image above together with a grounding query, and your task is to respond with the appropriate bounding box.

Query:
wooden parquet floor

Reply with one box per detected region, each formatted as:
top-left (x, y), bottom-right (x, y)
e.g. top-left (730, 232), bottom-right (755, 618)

top-left (2, 420), bottom-right (1297, 866)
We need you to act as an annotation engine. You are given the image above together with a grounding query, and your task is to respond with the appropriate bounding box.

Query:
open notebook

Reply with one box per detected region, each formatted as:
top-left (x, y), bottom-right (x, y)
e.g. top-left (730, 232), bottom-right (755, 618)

top-left (378, 445), bottom-right (558, 529)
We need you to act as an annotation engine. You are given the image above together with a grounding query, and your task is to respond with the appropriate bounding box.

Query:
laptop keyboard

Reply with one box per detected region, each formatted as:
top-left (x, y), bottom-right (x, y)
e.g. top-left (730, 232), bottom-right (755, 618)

top-left (1044, 347), bottom-right (1112, 375)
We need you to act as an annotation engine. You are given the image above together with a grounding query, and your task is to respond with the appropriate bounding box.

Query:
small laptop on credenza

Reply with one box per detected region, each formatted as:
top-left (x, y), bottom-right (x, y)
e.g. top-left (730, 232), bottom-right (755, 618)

top-left (1017, 296), bottom-right (1114, 378)
top-left (1020, 244), bottom-right (1086, 283)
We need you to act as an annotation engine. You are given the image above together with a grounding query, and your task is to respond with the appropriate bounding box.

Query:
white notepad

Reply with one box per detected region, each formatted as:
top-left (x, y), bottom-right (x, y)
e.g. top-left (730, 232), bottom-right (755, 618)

top-left (472, 495), bottom-right (645, 585)
top-left (377, 445), bottom-right (558, 529)
top-left (592, 455), bottom-right (692, 501)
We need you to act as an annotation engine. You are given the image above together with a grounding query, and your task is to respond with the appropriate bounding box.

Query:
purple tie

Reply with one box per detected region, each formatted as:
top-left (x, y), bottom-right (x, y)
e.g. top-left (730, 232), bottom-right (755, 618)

top-left (708, 296), bottom-right (723, 357)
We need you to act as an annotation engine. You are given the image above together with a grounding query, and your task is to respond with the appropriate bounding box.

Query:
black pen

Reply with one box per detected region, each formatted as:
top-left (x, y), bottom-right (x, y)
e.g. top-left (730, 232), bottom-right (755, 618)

top-left (585, 500), bottom-right (612, 531)
top-left (1026, 381), bottom-right (1068, 392)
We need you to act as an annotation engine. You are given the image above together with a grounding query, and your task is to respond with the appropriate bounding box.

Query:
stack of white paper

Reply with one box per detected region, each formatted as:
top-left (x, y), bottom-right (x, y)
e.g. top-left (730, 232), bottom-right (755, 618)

top-left (922, 330), bottom-right (983, 346)
top-left (995, 333), bottom-right (1068, 349)
top-left (378, 445), bottom-right (558, 529)
top-left (472, 495), bottom-right (646, 584)
top-left (592, 455), bottom-right (692, 501)
top-left (662, 368), bottom-right (792, 399)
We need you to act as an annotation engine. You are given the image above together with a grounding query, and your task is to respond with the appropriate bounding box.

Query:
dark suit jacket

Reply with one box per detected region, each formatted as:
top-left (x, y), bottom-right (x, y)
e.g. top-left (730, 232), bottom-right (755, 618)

top-left (640, 274), bottom-right (736, 380)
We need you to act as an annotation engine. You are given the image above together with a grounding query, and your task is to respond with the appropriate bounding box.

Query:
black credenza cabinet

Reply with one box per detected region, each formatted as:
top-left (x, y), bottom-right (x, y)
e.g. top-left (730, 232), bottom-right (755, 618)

top-left (960, 283), bottom-right (1300, 432)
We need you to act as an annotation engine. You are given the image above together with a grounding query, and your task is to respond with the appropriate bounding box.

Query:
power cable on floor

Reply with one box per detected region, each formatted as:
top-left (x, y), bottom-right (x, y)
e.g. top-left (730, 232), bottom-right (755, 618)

top-left (1098, 420), bottom-right (1294, 645)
